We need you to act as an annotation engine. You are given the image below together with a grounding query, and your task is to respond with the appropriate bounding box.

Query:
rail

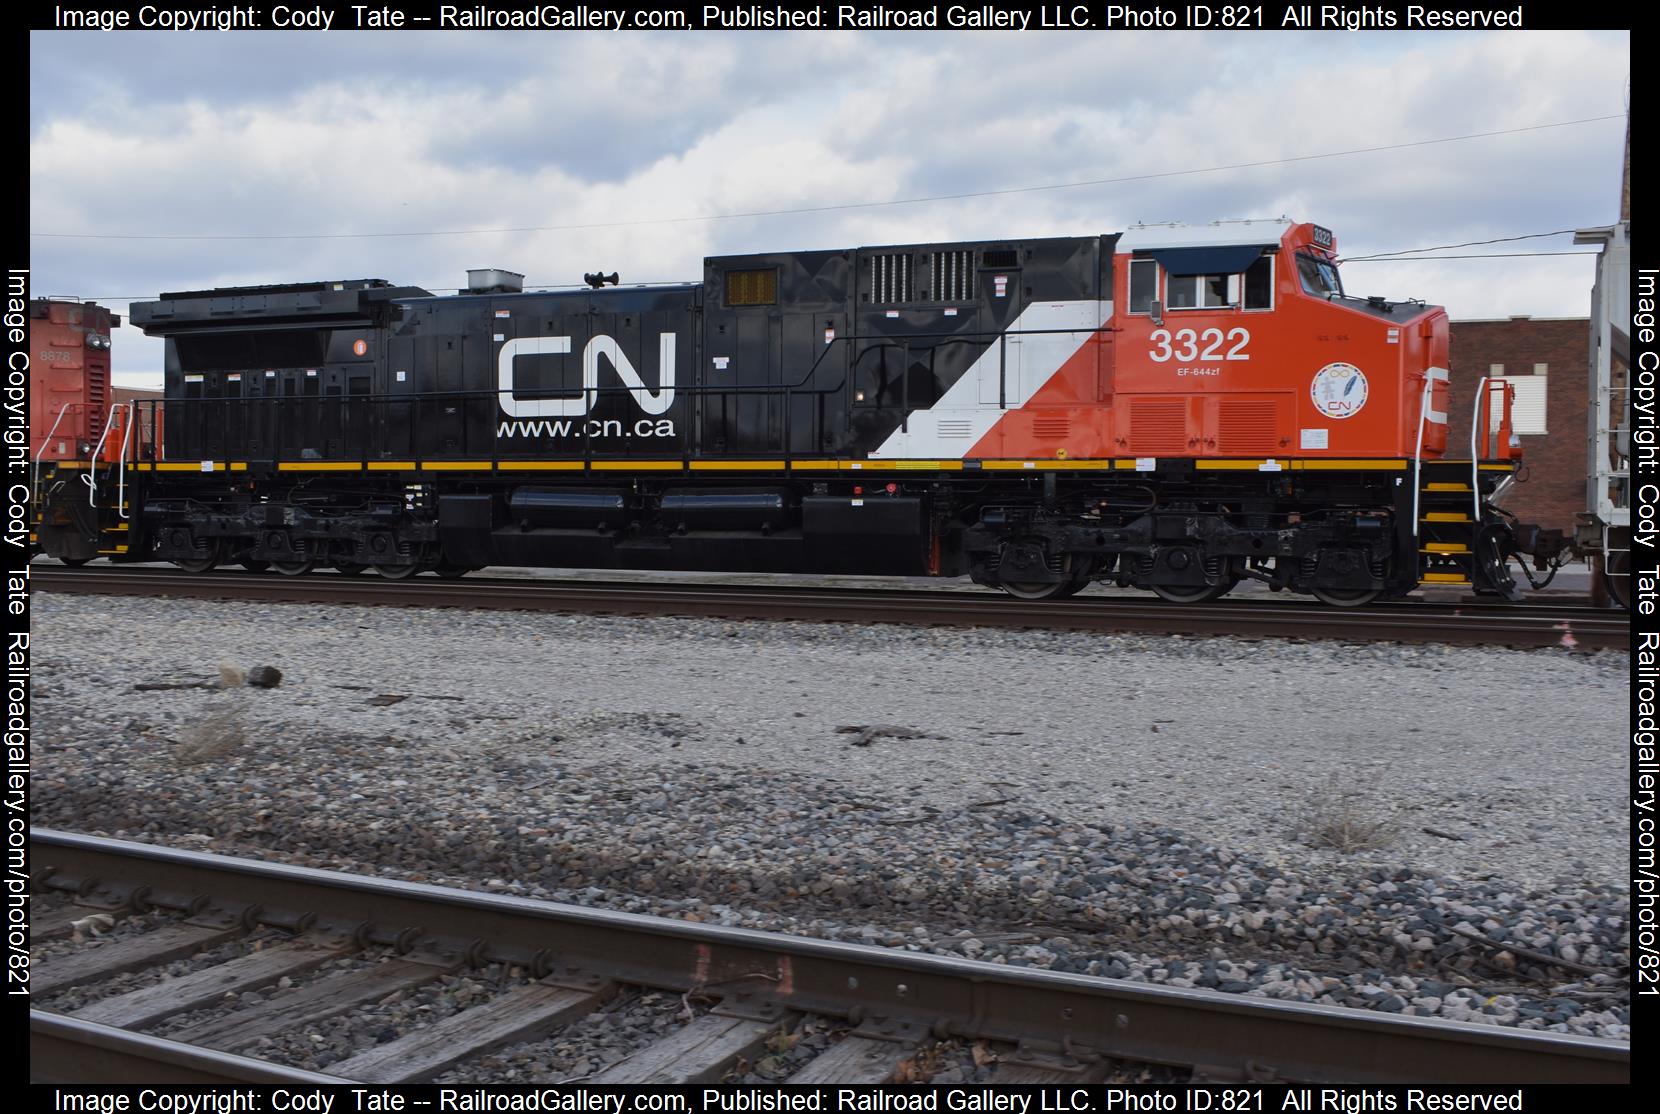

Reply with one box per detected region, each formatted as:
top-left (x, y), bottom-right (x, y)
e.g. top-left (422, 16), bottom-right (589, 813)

top-left (29, 564), bottom-right (1629, 650)
top-left (29, 829), bottom-right (1630, 1084)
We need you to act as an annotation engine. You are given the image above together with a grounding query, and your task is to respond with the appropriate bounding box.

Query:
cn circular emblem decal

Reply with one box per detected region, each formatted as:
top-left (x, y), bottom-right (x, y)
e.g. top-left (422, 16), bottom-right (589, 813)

top-left (352, 338), bottom-right (368, 357)
top-left (1310, 362), bottom-right (1368, 419)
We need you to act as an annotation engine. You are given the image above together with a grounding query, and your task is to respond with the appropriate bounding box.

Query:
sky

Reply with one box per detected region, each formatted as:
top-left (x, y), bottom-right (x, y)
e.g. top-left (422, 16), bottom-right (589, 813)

top-left (28, 28), bottom-right (1630, 387)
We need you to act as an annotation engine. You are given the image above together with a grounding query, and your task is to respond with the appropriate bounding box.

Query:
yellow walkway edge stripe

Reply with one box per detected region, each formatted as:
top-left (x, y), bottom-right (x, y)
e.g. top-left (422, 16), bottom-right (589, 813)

top-left (1297, 459), bottom-right (1409, 471)
top-left (39, 456), bottom-right (1465, 475)
top-left (690, 460), bottom-right (786, 471)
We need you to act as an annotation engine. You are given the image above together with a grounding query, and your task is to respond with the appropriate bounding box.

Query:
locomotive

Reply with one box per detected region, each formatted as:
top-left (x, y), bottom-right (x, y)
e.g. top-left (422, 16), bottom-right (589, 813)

top-left (30, 218), bottom-right (1567, 605)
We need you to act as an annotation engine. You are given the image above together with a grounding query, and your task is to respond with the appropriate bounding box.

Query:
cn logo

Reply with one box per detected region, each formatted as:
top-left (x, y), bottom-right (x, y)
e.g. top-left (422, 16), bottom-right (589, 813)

top-left (497, 333), bottom-right (676, 418)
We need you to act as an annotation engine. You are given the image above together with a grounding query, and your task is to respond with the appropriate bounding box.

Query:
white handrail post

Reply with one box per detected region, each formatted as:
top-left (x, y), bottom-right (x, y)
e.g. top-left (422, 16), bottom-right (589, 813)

top-left (32, 403), bottom-right (79, 495)
top-left (1470, 376), bottom-right (1490, 526)
top-left (85, 404), bottom-right (121, 506)
top-left (117, 401), bottom-right (136, 520)
top-left (1411, 377), bottom-right (1433, 540)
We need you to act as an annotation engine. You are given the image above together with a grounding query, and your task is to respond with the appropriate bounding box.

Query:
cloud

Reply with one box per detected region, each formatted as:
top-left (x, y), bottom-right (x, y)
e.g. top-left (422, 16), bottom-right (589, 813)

top-left (29, 28), bottom-right (1628, 384)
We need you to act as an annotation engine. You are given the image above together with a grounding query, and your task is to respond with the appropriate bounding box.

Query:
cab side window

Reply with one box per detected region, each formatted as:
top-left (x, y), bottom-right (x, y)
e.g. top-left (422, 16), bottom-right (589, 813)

top-left (1243, 255), bottom-right (1272, 310)
top-left (1129, 258), bottom-right (1158, 313)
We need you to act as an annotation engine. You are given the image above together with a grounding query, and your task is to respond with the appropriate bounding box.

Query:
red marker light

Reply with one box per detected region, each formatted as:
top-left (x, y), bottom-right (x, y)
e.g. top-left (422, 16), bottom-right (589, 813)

top-left (885, 483), bottom-right (898, 493)
top-left (852, 486), bottom-right (863, 495)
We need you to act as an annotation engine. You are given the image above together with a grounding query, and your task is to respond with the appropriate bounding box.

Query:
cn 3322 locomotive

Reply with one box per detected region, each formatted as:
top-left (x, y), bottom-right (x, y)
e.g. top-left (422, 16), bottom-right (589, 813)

top-left (30, 218), bottom-right (1570, 606)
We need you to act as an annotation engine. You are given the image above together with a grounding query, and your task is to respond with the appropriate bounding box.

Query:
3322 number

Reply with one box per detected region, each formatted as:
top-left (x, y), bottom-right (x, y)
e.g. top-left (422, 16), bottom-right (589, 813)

top-left (1148, 328), bottom-right (1250, 363)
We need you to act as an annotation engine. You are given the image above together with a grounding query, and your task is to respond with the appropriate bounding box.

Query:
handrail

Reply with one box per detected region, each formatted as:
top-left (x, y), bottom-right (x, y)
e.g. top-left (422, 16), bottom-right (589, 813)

top-left (84, 405), bottom-right (122, 506)
top-left (116, 402), bottom-right (136, 520)
top-left (31, 403), bottom-right (81, 495)
top-left (1470, 376), bottom-right (1490, 525)
top-left (1411, 377), bottom-right (1433, 539)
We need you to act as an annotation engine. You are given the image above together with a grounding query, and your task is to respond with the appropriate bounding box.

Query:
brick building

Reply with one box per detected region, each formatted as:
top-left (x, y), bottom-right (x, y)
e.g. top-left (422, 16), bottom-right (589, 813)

top-left (1445, 316), bottom-right (1588, 533)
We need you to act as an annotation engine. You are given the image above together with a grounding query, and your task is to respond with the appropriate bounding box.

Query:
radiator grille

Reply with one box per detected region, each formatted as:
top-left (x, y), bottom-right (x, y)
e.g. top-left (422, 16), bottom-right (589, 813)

top-left (86, 366), bottom-right (108, 440)
top-left (1032, 416), bottom-right (1069, 440)
top-left (870, 252), bottom-right (914, 304)
top-left (936, 419), bottom-right (974, 438)
top-left (1129, 399), bottom-right (1187, 455)
top-left (928, 250), bottom-right (975, 302)
top-left (1217, 399), bottom-right (1280, 454)
top-left (725, 269), bottom-right (777, 306)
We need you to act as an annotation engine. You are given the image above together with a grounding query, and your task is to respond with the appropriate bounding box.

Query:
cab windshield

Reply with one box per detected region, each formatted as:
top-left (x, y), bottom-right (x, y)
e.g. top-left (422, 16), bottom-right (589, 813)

top-left (1296, 253), bottom-right (1344, 298)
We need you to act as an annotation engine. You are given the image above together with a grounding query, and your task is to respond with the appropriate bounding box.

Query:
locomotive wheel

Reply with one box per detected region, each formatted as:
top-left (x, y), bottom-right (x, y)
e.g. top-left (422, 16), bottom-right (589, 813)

top-left (332, 562), bottom-right (367, 576)
top-left (1150, 580), bottom-right (1234, 604)
top-left (240, 560), bottom-right (270, 573)
top-left (999, 579), bottom-right (1080, 601)
top-left (172, 554), bottom-right (220, 574)
top-left (1310, 586), bottom-right (1382, 608)
top-left (271, 560), bottom-right (315, 576)
top-left (373, 563), bottom-right (420, 580)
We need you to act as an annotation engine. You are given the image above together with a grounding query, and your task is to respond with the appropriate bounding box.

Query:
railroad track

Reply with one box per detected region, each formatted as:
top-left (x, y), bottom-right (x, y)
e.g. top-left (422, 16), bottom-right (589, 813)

top-left (30, 563), bottom-right (1629, 649)
top-left (27, 831), bottom-right (1630, 1086)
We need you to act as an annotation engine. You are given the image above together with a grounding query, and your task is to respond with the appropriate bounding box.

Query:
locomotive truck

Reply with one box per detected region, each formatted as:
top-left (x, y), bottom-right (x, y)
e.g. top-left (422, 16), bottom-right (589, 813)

top-left (29, 218), bottom-right (1568, 605)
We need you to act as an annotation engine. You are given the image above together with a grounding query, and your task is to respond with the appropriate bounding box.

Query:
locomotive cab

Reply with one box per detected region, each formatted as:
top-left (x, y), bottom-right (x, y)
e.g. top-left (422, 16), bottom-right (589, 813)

top-left (1109, 219), bottom-right (1456, 466)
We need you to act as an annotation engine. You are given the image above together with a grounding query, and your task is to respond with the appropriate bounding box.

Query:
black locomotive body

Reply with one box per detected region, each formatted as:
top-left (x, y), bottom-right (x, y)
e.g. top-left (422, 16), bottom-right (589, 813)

top-left (126, 237), bottom-right (1124, 584)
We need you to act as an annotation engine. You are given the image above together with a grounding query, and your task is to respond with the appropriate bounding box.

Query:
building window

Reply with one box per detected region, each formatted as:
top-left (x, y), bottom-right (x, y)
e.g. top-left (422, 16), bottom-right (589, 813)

top-left (1129, 258), bottom-right (1158, 313)
top-left (1493, 374), bottom-right (1548, 435)
top-left (1488, 363), bottom-right (1504, 376)
top-left (1533, 362), bottom-right (1549, 375)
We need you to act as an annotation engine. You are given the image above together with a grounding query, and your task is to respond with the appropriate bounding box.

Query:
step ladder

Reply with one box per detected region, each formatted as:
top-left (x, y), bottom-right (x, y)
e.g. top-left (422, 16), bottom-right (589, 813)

top-left (90, 402), bottom-right (138, 556)
top-left (1416, 463), bottom-right (1479, 589)
top-left (1412, 375), bottom-right (1520, 596)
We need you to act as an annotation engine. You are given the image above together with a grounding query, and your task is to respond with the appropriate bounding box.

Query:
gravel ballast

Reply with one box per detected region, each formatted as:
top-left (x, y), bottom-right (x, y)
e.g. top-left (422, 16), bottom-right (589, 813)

top-left (29, 591), bottom-right (1631, 1046)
